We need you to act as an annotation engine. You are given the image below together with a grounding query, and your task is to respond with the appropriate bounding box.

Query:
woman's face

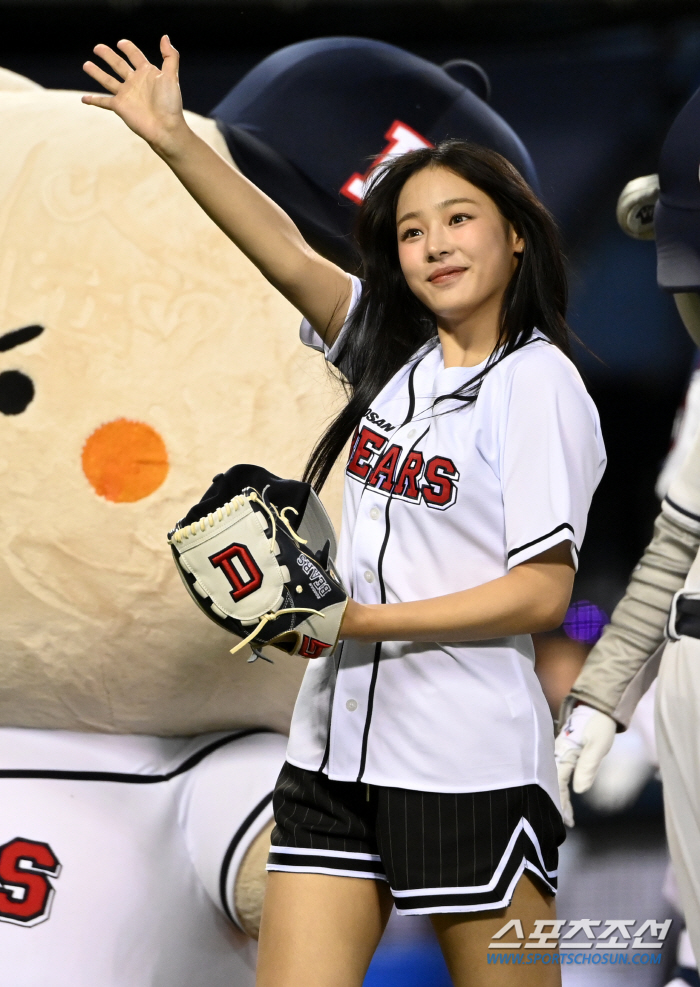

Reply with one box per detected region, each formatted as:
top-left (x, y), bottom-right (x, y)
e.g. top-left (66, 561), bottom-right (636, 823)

top-left (396, 165), bottom-right (524, 328)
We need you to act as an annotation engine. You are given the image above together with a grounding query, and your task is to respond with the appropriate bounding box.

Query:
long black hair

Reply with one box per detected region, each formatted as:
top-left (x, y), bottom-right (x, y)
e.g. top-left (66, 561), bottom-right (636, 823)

top-left (303, 140), bottom-right (571, 491)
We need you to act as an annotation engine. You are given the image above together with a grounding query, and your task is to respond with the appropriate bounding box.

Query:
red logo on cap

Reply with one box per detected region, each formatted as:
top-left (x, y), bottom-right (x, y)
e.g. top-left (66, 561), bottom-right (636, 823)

top-left (340, 120), bottom-right (433, 204)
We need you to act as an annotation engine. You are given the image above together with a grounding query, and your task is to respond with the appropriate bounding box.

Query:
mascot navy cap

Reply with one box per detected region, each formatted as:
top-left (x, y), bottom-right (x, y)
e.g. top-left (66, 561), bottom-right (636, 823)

top-left (656, 85), bottom-right (700, 293)
top-left (211, 37), bottom-right (538, 270)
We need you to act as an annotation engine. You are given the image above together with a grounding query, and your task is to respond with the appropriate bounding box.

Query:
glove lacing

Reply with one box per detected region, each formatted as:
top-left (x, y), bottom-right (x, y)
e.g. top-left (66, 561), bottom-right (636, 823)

top-left (172, 490), bottom-right (327, 659)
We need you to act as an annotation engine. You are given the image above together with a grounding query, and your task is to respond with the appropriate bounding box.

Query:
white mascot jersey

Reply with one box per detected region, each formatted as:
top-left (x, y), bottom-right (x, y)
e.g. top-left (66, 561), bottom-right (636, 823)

top-left (0, 728), bottom-right (286, 986)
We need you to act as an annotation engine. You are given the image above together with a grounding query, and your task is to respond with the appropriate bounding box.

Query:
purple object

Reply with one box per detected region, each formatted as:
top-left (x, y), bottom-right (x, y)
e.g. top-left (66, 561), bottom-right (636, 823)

top-left (562, 600), bottom-right (609, 644)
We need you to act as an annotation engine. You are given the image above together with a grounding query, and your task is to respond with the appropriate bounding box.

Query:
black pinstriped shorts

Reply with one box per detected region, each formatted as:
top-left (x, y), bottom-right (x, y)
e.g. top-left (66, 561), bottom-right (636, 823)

top-left (267, 761), bottom-right (565, 915)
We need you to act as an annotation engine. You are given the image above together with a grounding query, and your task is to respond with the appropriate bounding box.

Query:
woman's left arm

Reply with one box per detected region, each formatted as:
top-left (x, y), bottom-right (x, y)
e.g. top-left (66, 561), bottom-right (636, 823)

top-left (340, 542), bottom-right (575, 643)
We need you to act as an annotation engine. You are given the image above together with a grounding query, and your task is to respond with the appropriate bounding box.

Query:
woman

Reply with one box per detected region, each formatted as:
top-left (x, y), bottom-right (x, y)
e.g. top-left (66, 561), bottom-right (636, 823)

top-left (82, 37), bottom-right (605, 987)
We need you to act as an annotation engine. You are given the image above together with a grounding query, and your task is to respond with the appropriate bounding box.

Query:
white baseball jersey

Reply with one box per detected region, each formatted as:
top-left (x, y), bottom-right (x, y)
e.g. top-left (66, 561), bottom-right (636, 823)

top-left (290, 275), bottom-right (606, 806)
top-left (656, 358), bottom-right (700, 500)
top-left (0, 727), bottom-right (286, 986)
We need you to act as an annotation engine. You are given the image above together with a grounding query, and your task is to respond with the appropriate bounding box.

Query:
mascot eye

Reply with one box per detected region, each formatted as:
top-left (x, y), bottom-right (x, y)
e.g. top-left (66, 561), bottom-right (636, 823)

top-left (0, 370), bottom-right (35, 415)
top-left (0, 325), bottom-right (44, 416)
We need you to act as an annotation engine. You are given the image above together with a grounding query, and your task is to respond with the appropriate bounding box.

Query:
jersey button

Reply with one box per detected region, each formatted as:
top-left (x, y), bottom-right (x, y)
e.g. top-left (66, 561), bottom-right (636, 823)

top-left (364, 570), bottom-right (374, 583)
top-left (369, 507), bottom-right (380, 520)
top-left (408, 428), bottom-right (417, 438)
top-left (346, 699), bottom-right (358, 711)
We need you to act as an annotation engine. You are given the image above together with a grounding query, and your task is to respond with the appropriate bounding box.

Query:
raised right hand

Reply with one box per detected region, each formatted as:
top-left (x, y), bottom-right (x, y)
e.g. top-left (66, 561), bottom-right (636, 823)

top-left (82, 37), bottom-right (352, 342)
top-left (554, 703), bottom-right (617, 827)
top-left (82, 36), bottom-right (187, 155)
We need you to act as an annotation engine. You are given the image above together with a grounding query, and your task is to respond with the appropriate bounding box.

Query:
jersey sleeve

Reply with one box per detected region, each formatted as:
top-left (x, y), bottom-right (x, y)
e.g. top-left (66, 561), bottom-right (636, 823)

top-left (180, 731), bottom-right (287, 932)
top-left (500, 346), bottom-right (606, 571)
top-left (299, 274), bottom-right (362, 373)
top-left (661, 413), bottom-right (700, 536)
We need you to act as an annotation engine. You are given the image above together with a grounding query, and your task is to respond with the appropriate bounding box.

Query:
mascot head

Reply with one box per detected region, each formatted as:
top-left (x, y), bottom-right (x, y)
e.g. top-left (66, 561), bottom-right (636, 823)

top-left (212, 38), bottom-right (538, 270)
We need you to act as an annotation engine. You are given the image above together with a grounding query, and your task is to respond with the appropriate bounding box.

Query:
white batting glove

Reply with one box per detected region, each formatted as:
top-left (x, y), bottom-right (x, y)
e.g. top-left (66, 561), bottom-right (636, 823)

top-left (554, 704), bottom-right (617, 827)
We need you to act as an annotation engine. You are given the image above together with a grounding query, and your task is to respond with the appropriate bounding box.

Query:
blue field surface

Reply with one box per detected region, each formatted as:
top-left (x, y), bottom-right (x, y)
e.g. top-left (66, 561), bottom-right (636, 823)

top-left (363, 940), bottom-right (452, 987)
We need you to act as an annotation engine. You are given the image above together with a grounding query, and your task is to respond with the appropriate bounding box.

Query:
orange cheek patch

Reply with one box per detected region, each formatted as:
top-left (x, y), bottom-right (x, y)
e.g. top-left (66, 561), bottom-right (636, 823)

top-left (82, 419), bottom-right (169, 503)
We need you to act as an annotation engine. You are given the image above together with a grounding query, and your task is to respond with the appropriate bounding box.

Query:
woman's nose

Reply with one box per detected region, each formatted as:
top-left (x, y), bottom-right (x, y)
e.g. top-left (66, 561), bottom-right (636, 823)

top-left (425, 227), bottom-right (453, 261)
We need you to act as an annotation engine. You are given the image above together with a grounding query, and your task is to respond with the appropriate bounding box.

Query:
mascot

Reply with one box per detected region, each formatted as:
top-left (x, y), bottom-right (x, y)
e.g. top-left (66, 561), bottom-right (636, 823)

top-left (0, 38), bottom-right (536, 985)
top-left (555, 85), bottom-right (700, 987)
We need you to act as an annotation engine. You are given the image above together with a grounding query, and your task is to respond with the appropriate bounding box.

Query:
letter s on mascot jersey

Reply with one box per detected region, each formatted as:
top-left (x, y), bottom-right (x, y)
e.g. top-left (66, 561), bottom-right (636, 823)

top-left (0, 40), bottom-right (536, 986)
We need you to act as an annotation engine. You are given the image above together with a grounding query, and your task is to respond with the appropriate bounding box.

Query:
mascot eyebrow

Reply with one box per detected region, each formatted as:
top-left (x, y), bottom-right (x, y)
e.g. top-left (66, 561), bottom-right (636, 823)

top-left (0, 324), bottom-right (44, 352)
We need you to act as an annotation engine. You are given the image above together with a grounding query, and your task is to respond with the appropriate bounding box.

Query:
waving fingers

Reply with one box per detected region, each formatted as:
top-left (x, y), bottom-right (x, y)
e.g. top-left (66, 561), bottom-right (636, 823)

top-left (81, 93), bottom-right (115, 110)
top-left (81, 35), bottom-right (186, 146)
top-left (82, 59), bottom-right (121, 95)
top-left (93, 43), bottom-right (135, 80)
top-left (116, 39), bottom-right (149, 69)
top-left (159, 35), bottom-right (180, 77)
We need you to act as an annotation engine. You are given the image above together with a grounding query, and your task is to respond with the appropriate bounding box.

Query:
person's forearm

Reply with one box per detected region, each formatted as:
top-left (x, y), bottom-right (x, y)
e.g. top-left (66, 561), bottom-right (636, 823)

top-left (340, 554), bottom-right (574, 643)
top-left (566, 508), bottom-right (700, 726)
top-left (153, 122), bottom-right (349, 335)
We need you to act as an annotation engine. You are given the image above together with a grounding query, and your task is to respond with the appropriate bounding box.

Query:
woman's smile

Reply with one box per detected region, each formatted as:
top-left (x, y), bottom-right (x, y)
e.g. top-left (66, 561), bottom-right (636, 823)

top-left (427, 265), bottom-right (468, 285)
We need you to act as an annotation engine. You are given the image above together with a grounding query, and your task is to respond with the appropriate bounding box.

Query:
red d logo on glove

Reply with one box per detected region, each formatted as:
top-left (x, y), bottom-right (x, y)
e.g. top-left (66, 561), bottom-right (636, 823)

top-left (209, 543), bottom-right (264, 601)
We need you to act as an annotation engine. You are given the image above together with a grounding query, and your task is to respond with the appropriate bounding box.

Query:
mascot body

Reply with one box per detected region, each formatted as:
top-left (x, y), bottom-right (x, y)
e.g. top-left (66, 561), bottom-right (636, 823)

top-left (0, 63), bottom-right (324, 985)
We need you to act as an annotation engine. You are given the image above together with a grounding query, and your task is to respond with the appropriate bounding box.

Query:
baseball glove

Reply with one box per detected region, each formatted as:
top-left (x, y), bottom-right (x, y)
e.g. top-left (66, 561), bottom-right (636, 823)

top-left (167, 465), bottom-right (347, 662)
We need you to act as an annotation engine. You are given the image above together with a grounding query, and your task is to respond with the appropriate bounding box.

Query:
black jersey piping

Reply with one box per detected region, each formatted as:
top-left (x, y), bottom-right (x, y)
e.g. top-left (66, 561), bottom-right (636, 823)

top-left (356, 419), bottom-right (431, 783)
top-left (355, 360), bottom-right (423, 782)
top-left (319, 640), bottom-right (344, 773)
top-left (427, 333), bottom-right (544, 422)
top-left (219, 789), bottom-right (274, 926)
top-left (403, 357), bottom-right (419, 424)
top-left (332, 354), bottom-right (427, 781)
top-left (507, 523), bottom-right (575, 561)
top-left (353, 357), bottom-right (422, 504)
top-left (357, 639), bottom-right (384, 783)
top-left (664, 494), bottom-right (700, 524)
top-left (0, 728), bottom-right (271, 782)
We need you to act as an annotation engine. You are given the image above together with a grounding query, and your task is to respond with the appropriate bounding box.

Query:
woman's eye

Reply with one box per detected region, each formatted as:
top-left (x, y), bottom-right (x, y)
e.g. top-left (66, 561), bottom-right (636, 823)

top-left (450, 213), bottom-right (473, 225)
top-left (400, 227), bottom-right (422, 241)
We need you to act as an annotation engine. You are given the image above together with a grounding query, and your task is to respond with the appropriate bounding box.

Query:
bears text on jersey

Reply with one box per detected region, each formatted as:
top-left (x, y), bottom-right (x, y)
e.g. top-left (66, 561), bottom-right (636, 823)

top-left (346, 425), bottom-right (459, 510)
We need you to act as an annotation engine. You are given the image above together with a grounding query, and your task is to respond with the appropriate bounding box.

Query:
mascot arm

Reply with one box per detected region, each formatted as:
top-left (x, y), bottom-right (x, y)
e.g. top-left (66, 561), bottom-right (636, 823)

top-left (181, 732), bottom-right (286, 936)
top-left (234, 819), bottom-right (275, 939)
top-left (82, 37), bottom-right (352, 345)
